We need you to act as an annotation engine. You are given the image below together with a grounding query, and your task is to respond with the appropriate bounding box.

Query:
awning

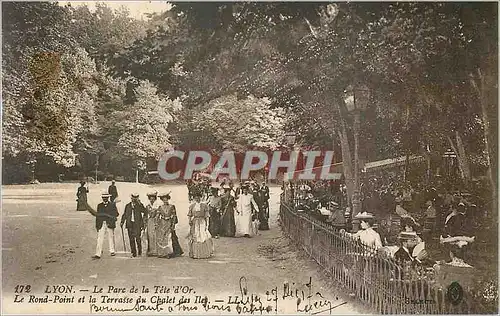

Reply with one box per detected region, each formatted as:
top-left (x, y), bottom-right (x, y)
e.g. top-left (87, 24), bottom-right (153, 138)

top-left (362, 156), bottom-right (425, 173)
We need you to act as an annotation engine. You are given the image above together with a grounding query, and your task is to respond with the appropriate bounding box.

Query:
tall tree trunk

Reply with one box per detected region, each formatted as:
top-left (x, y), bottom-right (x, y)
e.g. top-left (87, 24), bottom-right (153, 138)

top-left (334, 100), bottom-right (354, 208)
top-left (403, 103), bottom-right (411, 182)
top-left (425, 144), bottom-right (431, 184)
top-left (455, 131), bottom-right (471, 182)
top-left (470, 68), bottom-right (497, 212)
top-left (447, 134), bottom-right (470, 185)
top-left (338, 129), bottom-right (354, 206)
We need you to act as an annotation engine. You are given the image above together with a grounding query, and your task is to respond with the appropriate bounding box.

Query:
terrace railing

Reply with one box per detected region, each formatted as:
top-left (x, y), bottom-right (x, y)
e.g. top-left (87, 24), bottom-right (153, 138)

top-left (279, 199), bottom-right (486, 314)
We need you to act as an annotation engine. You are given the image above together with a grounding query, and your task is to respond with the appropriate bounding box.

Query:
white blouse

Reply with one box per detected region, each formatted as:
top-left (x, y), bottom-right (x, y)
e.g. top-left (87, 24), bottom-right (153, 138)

top-left (352, 228), bottom-right (383, 250)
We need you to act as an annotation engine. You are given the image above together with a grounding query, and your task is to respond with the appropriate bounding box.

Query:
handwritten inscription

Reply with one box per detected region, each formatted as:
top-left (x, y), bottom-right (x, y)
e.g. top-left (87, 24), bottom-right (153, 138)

top-left (11, 279), bottom-right (347, 314)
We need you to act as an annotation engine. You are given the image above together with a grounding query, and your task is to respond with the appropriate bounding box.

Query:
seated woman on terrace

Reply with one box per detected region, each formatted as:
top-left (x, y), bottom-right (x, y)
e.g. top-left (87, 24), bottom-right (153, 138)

top-left (401, 216), bottom-right (423, 243)
top-left (440, 201), bottom-right (475, 249)
top-left (340, 212), bottom-right (382, 250)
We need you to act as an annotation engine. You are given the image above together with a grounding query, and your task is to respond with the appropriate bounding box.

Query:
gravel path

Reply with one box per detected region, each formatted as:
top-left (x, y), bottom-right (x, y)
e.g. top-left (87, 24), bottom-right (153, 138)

top-left (2, 182), bottom-right (365, 315)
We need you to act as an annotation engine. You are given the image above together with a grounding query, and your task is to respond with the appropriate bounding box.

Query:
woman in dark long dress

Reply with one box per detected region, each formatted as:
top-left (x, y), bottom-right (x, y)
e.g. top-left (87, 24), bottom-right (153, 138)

top-left (156, 193), bottom-right (174, 258)
top-left (159, 192), bottom-right (184, 257)
top-left (219, 186), bottom-right (236, 237)
top-left (76, 181), bottom-right (89, 211)
top-left (208, 187), bottom-right (222, 239)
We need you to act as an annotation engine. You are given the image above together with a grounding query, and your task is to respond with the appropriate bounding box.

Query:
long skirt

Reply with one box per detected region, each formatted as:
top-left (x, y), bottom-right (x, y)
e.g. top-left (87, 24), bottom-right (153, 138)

top-left (171, 229), bottom-right (183, 256)
top-left (147, 218), bottom-right (158, 256)
top-left (220, 208), bottom-right (236, 237)
top-left (156, 218), bottom-right (173, 258)
top-left (77, 196), bottom-right (88, 211)
top-left (258, 202), bottom-right (270, 230)
top-left (188, 218), bottom-right (214, 259)
top-left (208, 207), bottom-right (221, 237)
top-left (235, 209), bottom-right (253, 237)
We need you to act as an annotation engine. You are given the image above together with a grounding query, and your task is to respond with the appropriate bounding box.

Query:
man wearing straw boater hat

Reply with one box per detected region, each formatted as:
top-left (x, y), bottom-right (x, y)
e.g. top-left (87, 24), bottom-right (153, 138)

top-left (394, 231), bottom-right (419, 263)
top-left (121, 193), bottom-right (146, 258)
top-left (92, 192), bottom-right (119, 259)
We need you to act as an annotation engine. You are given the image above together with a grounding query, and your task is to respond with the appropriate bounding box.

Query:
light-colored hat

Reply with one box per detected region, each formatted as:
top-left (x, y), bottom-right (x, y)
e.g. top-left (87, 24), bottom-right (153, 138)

top-left (299, 184), bottom-right (312, 191)
top-left (354, 212), bottom-right (375, 219)
top-left (159, 191), bottom-right (171, 198)
top-left (101, 192), bottom-right (111, 197)
top-left (131, 193), bottom-right (140, 198)
top-left (147, 191), bottom-right (158, 197)
top-left (395, 197), bottom-right (402, 203)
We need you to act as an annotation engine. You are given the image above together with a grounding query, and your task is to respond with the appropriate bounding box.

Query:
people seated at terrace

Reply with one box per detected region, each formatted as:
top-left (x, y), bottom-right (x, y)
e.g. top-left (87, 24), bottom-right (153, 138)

top-left (340, 212), bottom-right (383, 250)
top-left (394, 197), bottom-right (409, 217)
top-left (401, 216), bottom-right (423, 244)
top-left (327, 201), bottom-right (347, 229)
top-left (394, 232), bottom-right (418, 263)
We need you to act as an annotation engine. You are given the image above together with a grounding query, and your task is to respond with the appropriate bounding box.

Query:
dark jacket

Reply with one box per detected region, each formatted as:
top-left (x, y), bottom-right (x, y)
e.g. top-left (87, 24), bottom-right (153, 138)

top-left (394, 247), bottom-right (413, 263)
top-left (108, 185), bottom-right (118, 200)
top-left (121, 202), bottom-right (146, 229)
top-left (261, 185), bottom-right (270, 201)
top-left (96, 202), bottom-right (119, 230)
top-left (77, 186), bottom-right (88, 199)
top-left (443, 212), bottom-right (467, 237)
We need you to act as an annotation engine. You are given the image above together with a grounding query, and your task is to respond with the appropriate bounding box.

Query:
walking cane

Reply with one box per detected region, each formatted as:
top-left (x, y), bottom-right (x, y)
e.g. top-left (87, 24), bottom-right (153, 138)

top-left (121, 225), bottom-right (127, 252)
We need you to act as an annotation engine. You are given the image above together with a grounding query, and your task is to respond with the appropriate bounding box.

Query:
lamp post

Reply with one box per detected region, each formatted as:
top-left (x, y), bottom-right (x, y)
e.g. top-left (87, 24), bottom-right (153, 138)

top-left (285, 132), bottom-right (297, 202)
top-left (344, 84), bottom-right (370, 232)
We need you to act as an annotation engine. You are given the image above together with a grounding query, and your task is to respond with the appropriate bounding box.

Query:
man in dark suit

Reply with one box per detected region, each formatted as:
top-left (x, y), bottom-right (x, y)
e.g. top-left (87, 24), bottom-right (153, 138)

top-left (394, 232), bottom-right (418, 263)
top-left (92, 192), bottom-right (119, 259)
top-left (121, 193), bottom-right (146, 257)
top-left (108, 180), bottom-right (118, 202)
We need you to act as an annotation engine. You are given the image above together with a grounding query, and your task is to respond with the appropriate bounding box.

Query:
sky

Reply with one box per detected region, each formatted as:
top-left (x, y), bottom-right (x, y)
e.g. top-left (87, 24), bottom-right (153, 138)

top-left (61, 1), bottom-right (172, 19)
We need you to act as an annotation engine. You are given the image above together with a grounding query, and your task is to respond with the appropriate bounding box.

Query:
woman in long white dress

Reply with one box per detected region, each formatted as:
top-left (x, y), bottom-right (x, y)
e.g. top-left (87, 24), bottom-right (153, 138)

top-left (234, 185), bottom-right (259, 238)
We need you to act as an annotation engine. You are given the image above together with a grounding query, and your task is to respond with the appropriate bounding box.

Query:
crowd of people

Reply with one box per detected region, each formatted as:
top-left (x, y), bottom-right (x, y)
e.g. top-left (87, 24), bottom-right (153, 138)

top-left (76, 177), bottom-right (271, 260)
top-left (188, 177), bottom-right (271, 237)
top-left (282, 174), bottom-right (478, 271)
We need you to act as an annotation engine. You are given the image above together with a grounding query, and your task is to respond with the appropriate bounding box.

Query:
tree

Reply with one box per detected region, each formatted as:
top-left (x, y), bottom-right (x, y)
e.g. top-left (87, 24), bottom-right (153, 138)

top-left (191, 94), bottom-right (287, 152)
top-left (114, 80), bottom-right (181, 165)
top-left (2, 2), bottom-right (104, 182)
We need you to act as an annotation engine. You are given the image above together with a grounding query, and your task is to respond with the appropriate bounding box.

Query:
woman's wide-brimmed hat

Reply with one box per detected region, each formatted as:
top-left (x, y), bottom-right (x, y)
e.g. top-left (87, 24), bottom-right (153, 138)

top-left (159, 191), bottom-right (171, 198)
top-left (354, 211), bottom-right (375, 219)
